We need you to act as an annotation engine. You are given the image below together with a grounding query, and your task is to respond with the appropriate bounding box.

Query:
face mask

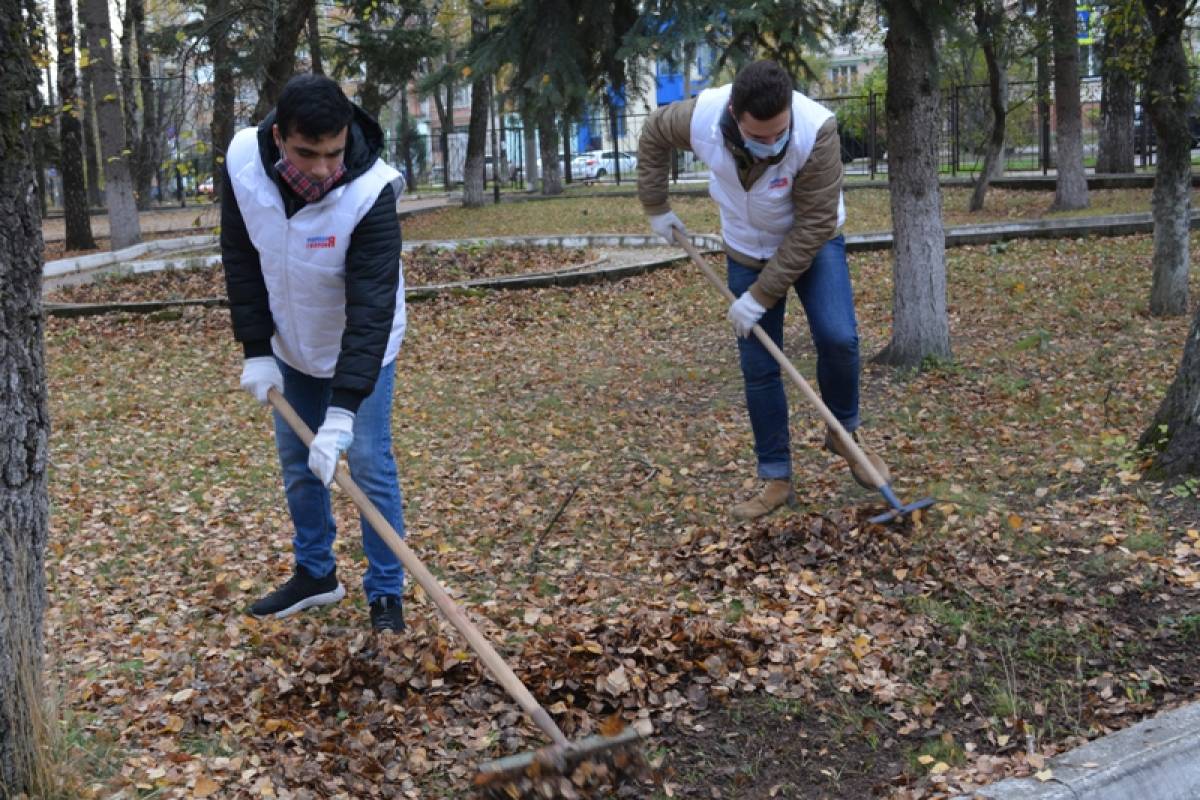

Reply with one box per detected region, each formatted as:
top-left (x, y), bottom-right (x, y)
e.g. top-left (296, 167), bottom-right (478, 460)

top-left (274, 154), bottom-right (346, 203)
top-left (740, 129), bottom-right (790, 160)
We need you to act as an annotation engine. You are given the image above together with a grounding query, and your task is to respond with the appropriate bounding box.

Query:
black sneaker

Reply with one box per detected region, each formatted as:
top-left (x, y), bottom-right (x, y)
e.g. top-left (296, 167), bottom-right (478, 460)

top-left (369, 595), bottom-right (405, 632)
top-left (249, 565), bottom-right (345, 618)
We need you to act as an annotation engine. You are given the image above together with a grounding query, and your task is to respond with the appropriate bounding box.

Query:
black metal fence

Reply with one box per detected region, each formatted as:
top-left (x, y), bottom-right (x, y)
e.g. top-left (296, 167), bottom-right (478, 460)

top-left (388, 76), bottom-right (1180, 193)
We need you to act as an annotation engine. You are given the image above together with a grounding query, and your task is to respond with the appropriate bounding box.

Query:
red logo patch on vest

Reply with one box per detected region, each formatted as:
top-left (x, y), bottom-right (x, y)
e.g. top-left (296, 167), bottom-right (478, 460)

top-left (768, 177), bottom-right (790, 189)
top-left (306, 235), bottom-right (336, 249)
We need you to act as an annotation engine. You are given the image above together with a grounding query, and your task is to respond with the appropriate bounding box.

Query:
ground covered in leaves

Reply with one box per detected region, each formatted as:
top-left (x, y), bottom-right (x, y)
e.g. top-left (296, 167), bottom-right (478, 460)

top-left (44, 244), bottom-right (596, 306)
top-left (41, 209), bottom-right (1200, 798)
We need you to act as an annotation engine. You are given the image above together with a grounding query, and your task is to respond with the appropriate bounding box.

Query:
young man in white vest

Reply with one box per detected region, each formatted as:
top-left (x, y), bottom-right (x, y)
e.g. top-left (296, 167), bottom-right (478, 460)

top-left (221, 74), bottom-right (407, 631)
top-left (637, 59), bottom-right (891, 521)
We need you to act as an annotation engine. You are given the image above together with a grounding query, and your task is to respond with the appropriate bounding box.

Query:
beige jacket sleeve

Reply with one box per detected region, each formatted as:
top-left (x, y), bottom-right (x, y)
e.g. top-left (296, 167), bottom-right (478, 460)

top-left (748, 117), bottom-right (843, 308)
top-left (637, 98), bottom-right (697, 216)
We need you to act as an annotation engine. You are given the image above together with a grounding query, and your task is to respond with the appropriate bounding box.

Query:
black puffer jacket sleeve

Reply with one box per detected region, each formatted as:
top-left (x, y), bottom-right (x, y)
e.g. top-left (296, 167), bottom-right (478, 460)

top-left (331, 182), bottom-right (402, 413)
top-left (220, 166), bottom-right (274, 358)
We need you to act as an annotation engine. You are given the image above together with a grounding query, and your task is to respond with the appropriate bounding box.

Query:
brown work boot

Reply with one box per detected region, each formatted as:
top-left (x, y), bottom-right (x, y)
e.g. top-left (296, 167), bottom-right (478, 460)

top-left (825, 428), bottom-right (891, 490)
top-left (731, 479), bottom-right (797, 521)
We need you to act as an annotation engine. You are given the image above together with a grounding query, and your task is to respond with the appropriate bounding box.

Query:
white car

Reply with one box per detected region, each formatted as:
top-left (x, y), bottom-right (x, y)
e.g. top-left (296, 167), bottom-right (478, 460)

top-left (570, 150), bottom-right (638, 180)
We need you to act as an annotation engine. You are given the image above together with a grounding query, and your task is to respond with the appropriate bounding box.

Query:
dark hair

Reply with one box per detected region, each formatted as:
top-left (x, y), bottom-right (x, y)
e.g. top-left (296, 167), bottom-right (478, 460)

top-left (730, 60), bottom-right (793, 120)
top-left (275, 74), bottom-right (354, 139)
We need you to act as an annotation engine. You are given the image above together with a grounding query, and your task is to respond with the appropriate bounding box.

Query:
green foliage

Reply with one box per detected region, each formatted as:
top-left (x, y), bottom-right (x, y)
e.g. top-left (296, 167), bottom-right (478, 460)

top-left (328, 0), bottom-right (441, 114)
top-left (621, 0), bottom-right (839, 84)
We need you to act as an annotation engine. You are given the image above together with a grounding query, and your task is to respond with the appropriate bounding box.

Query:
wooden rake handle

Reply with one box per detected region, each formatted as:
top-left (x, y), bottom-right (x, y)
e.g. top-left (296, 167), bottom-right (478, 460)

top-left (672, 231), bottom-right (891, 490)
top-left (267, 388), bottom-right (570, 748)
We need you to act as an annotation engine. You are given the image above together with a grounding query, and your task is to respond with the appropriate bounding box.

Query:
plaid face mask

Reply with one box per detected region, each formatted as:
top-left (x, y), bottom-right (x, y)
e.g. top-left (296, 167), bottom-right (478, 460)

top-left (274, 155), bottom-right (346, 202)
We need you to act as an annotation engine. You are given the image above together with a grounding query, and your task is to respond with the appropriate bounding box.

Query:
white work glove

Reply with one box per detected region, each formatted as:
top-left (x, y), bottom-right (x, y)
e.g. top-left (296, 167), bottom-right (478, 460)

top-left (308, 407), bottom-right (356, 487)
top-left (728, 291), bottom-right (767, 338)
top-left (648, 210), bottom-right (688, 245)
top-left (239, 356), bottom-right (284, 405)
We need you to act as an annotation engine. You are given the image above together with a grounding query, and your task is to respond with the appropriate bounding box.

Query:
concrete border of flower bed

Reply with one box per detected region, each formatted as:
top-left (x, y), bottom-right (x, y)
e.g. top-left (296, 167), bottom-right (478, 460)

top-left (957, 701), bottom-right (1200, 800)
top-left (42, 235), bottom-right (726, 317)
top-left (40, 211), bottom-right (1200, 318)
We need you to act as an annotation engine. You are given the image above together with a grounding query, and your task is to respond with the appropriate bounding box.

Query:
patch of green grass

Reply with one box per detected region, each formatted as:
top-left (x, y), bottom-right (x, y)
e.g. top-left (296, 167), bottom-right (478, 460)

top-left (1123, 530), bottom-right (1168, 555)
top-left (909, 736), bottom-right (967, 771)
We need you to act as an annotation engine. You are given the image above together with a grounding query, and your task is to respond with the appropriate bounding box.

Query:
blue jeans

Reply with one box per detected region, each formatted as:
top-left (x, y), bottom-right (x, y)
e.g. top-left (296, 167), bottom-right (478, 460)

top-left (727, 235), bottom-right (860, 480)
top-left (273, 359), bottom-right (405, 602)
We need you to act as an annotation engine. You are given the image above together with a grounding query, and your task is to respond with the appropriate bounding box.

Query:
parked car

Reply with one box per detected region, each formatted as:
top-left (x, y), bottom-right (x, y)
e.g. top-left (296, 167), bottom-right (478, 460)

top-left (570, 150), bottom-right (638, 180)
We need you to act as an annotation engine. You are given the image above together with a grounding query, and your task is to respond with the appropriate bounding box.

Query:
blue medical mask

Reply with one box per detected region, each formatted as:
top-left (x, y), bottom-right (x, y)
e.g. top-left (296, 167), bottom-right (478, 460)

top-left (740, 128), bottom-right (790, 160)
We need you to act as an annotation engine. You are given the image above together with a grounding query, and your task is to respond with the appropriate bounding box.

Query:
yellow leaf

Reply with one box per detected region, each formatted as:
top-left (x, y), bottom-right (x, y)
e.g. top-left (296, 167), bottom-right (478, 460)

top-left (1035, 769), bottom-right (1054, 782)
top-left (163, 714), bottom-right (184, 732)
top-left (193, 776), bottom-right (221, 797)
top-left (917, 755), bottom-right (934, 765)
top-left (461, 66), bottom-right (472, 78)
top-left (930, 762), bottom-right (949, 774)
top-left (1007, 513), bottom-right (1023, 530)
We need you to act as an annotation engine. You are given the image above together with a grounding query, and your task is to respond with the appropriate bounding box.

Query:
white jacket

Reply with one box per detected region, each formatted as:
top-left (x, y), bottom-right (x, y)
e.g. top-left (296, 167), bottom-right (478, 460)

top-left (225, 127), bottom-right (406, 378)
top-left (690, 84), bottom-right (846, 261)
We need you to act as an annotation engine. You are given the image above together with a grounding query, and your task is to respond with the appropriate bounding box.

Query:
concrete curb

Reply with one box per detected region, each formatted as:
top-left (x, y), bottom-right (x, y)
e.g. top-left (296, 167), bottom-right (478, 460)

top-left (43, 235), bottom-right (217, 278)
top-left (963, 702), bottom-right (1200, 800)
top-left (43, 236), bottom-right (726, 317)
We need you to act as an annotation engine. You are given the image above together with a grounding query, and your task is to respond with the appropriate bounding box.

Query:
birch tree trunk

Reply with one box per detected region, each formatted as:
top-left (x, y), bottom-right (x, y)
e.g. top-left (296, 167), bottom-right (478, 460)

top-left (1144, 0), bottom-right (1191, 317)
top-left (873, 0), bottom-right (951, 368)
top-left (1050, 0), bottom-right (1089, 210)
top-left (0, 0), bottom-right (51, 789)
top-left (80, 0), bottom-right (142, 249)
top-left (54, 0), bottom-right (95, 249)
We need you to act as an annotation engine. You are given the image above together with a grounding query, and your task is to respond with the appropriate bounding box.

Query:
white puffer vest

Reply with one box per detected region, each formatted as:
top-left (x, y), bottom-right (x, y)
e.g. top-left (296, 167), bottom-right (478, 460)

top-left (690, 84), bottom-right (846, 260)
top-left (225, 127), bottom-right (406, 378)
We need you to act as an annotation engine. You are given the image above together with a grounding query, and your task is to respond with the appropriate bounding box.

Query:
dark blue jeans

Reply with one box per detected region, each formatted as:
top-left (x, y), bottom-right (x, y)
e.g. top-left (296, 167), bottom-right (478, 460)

top-left (726, 234), bottom-right (860, 480)
top-left (273, 359), bottom-right (405, 602)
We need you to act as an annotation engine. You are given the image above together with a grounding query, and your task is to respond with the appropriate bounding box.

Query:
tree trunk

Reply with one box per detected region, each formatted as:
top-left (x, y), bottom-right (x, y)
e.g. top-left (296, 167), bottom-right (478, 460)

top-left (120, 0), bottom-right (142, 207)
top-left (1095, 3), bottom-right (1137, 174)
top-left (208, 0), bottom-right (235, 204)
top-left (433, 75), bottom-right (453, 191)
top-left (357, 64), bottom-right (386, 122)
top-left (1050, 0), bottom-right (1089, 210)
top-left (1140, 307), bottom-right (1200, 476)
top-left (252, 0), bottom-right (316, 121)
top-left (55, 0), bottom-right (96, 249)
top-left (1036, 0), bottom-right (1053, 172)
top-left (1144, 0), bottom-right (1191, 317)
top-left (80, 0), bottom-right (142, 249)
top-left (307, 5), bottom-right (323, 75)
top-left (537, 108), bottom-right (562, 195)
top-left (82, 62), bottom-right (103, 207)
top-left (399, 85), bottom-right (415, 188)
top-left (969, 0), bottom-right (1008, 212)
top-left (131, 0), bottom-right (158, 208)
top-left (0, 0), bottom-right (51, 790)
top-left (462, 4), bottom-right (489, 208)
top-left (522, 104), bottom-right (538, 191)
top-left (873, 1), bottom-right (951, 368)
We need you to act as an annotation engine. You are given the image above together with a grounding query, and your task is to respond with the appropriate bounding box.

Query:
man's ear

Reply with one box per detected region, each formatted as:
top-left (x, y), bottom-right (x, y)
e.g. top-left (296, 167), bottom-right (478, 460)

top-left (272, 123), bottom-right (282, 151)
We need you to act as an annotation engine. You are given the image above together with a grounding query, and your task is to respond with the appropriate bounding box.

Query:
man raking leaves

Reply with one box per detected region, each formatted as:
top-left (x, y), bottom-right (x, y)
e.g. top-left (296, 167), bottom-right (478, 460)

top-left (637, 60), bottom-right (932, 523)
top-left (222, 74), bottom-right (644, 789)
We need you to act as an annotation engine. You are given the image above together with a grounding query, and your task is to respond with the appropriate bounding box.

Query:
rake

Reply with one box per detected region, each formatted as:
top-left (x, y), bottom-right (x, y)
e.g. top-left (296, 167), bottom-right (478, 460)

top-left (267, 389), bottom-right (643, 788)
top-left (673, 231), bottom-right (935, 524)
